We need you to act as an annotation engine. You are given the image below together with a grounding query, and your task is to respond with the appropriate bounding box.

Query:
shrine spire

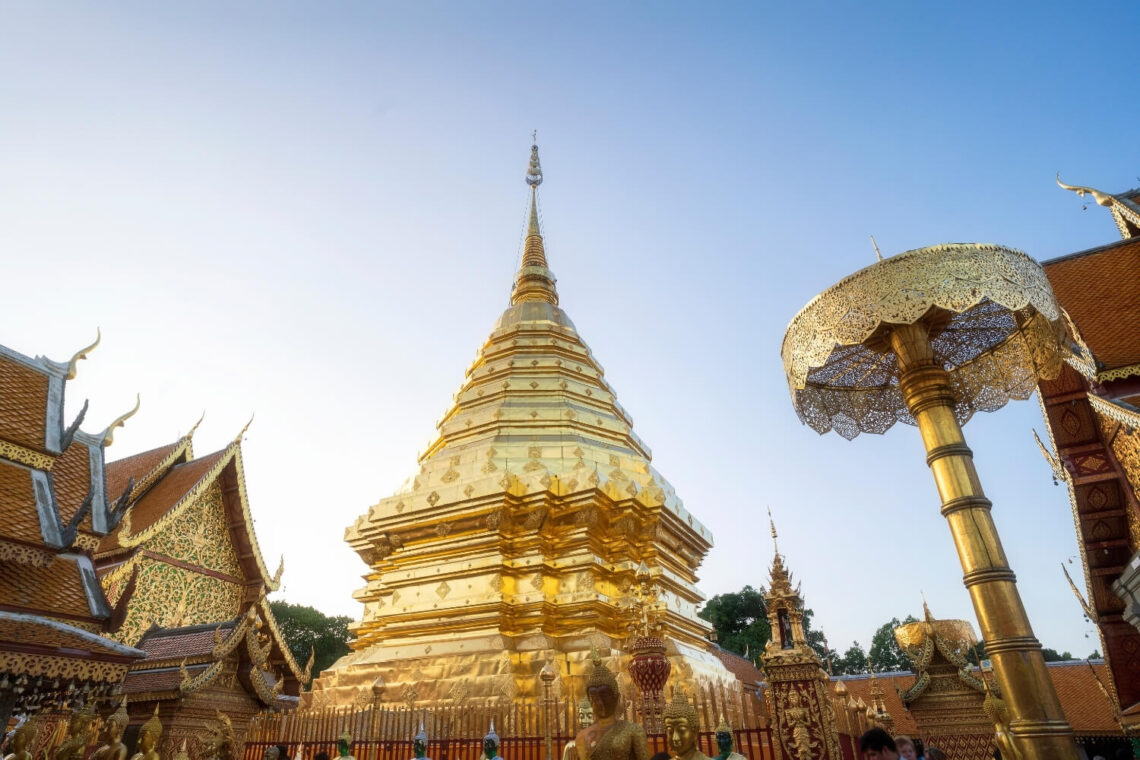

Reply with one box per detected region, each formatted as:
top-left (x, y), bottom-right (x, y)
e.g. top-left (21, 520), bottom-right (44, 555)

top-left (511, 136), bottom-right (559, 306)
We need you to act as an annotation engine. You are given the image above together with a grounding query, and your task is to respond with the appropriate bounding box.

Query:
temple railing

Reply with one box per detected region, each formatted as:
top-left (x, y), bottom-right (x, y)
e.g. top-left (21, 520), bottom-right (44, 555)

top-left (244, 694), bottom-right (774, 760)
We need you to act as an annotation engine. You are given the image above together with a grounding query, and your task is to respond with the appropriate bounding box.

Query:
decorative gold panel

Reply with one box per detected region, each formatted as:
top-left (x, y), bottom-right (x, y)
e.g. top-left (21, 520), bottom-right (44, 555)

top-left (113, 560), bottom-right (242, 645)
top-left (148, 482), bottom-right (241, 577)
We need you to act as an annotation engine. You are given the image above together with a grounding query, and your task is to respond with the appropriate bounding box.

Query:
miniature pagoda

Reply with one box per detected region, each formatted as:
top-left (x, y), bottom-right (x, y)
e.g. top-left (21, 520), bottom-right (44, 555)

top-left (309, 141), bottom-right (737, 706)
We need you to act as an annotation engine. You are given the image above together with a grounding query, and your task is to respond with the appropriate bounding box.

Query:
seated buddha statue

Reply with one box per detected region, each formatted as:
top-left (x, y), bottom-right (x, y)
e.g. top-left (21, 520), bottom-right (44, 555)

top-left (336, 731), bottom-right (356, 760)
top-left (53, 707), bottom-right (94, 760)
top-left (411, 722), bottom-right (430, 760)
top-left (573, 649), bottom-right (649, 760)
top-left (4, 719), bottom-right (35, 760)
top-left (712, 716), bottom-right (744, 760)
top-left (92, 699), bottom-right (129, 760)
top-left (128, 707), bottom-right (162, 760)
top-left (482, 722), bottom-right (503, 760)
top-left (663, 693), bottom-right (708, 760)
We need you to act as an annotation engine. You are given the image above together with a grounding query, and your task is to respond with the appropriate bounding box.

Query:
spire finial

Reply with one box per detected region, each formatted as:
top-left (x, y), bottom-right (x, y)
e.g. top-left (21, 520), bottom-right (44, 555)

top-left (767, 506), bottom-right (779, 556)
top-left (511, 137), bottom-right (558, 307)
top-left (921, 591), bottom-right (934, 622)
top-left (870, 235), bottom-right (883, 262)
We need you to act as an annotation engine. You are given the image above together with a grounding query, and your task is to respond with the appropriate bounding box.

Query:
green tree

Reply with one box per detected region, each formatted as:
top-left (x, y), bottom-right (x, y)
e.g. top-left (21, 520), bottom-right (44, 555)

top-left (868, 616), bottom-right (918, 673)
top-left (1041, 648), bottom-right (1074, 662)
top-left (835, 642), bottom-right (868, 675)
top-left (802, 609), bottom-right (838, 670)
top-left (699, 586), bottom-right (770, 657)
top-left (269, 600), bottom-right (353, 676)
top-left (1088, 649), bottom-right (1102, 659)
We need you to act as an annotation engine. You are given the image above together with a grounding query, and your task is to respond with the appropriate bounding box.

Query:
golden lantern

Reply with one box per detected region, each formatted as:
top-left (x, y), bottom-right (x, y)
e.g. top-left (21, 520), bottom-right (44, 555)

top-left (781, 243), bottom-right (1092, 760)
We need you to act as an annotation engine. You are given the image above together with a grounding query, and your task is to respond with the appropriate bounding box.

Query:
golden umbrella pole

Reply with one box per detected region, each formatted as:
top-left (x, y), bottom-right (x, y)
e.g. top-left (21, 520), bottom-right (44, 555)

top-left (782, 244), bottom-right (1096, 760)
top-left (890, 320), bottom-right (1071, 757)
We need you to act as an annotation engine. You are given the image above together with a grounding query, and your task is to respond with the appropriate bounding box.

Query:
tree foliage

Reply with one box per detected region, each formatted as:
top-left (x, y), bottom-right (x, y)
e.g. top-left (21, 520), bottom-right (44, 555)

top-left (698, 586), bottom-right (770, 658)
top-left (269, 600), bottom-right (353, 676)
top-left (868, 616), bottom-right (919, 673)
top-left (1041, 648), bottom-right (1074, 662)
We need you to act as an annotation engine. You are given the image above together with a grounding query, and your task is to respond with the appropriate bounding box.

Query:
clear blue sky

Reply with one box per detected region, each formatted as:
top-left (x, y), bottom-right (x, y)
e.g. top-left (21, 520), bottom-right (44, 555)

top-left (2, 2), bottom-right (1135, 658)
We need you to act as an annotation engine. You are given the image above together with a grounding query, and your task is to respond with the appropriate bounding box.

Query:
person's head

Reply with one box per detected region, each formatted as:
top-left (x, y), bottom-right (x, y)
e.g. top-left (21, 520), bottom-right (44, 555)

top-left (895, 735), bottom-right (917, 760)
top-left (585, 653), bottom-right (620, 720)
top-left (662, 694), bottom-right (700, 759)
top-left (314, 752), bottom-right (329, 760)
top-left (859, 728), bottom-right (898, 760)
top-left (925, 747), bottom-right (946, 760)
top-left (263, 747), bottom-right (280, 760)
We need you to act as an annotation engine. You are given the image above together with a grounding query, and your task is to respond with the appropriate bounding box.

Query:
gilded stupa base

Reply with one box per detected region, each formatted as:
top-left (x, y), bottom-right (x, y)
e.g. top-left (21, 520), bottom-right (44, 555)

top-left (303, 632), bottom-right (737, 709)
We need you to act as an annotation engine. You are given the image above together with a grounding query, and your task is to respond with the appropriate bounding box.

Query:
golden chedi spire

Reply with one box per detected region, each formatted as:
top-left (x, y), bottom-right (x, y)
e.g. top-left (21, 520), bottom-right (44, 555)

top-left (326, 139), bottom-right (730, 709)
top-left (512, 137), bottom-right (558, 306)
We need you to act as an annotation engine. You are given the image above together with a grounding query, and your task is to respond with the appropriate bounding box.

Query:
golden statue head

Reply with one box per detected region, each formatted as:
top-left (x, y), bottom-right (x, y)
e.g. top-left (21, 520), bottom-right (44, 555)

top-left (585, 646), bottom-right (620, 719)
top-left (103, 698), bottom-right (128, 742)
top-left (8, 720), bottom-right (35, 753)
top-left (663, 692), bottom-right (700, 757)
top-left (138, 706), bottom-right (162, 753)
top-left (575, 698), bottom-right (594, 728)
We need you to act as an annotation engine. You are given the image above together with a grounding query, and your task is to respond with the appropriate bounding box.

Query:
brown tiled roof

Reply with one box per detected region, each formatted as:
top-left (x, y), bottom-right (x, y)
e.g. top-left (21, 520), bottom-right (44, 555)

top-left (0, 613), bottom-right (138, 658)
top-left (1045, 238), bottom-right (1140, 371)
top-left (99, 451), bottom-right (224, 554)
top-left (1050, 661), bottom-right (1120, 735)
top-left (0, 355), bottom-right (50, 452)
top-left (709, 644), bottom-right (765, 685)
top-left (835, 662), bottom-right (1121, 738)
top-left (136, 620), bottom-right (238, 662)
top-left (105, 442), bottom-right (182, 501)
top-left (0, 556), bottom-right (98, 621)
top-left (121, 663), bottom-right (209, 695)
top-left (52, 440), bottom-right (93, 528)
top-left (0, 461), bottom-right (45, 544)
top-left (834, 672), bottom-right (918, 735)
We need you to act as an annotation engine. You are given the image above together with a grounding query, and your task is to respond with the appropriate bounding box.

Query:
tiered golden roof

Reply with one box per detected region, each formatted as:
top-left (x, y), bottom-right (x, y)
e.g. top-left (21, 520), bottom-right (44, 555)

top-left (315, 142), bottom-right (734, 706)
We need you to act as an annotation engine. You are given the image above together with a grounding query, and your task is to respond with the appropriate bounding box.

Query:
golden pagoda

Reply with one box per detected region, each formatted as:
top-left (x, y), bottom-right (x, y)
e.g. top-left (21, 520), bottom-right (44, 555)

top-left (308, 141), bottom-right (736, 707)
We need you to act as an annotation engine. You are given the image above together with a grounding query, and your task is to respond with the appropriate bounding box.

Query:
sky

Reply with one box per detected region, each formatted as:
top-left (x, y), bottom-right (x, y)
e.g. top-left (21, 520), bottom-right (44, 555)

top-left (2, 2), bottom-right (1137, 659)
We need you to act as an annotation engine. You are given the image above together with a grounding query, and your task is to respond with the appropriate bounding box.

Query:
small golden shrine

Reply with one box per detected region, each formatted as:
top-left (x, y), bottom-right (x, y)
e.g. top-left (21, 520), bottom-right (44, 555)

top-left (759, 516), bottom-right (841, 760)
top-left (894, 606), bottom-right (993, 760)
top-left (309, 141), bottom-right (737, 707)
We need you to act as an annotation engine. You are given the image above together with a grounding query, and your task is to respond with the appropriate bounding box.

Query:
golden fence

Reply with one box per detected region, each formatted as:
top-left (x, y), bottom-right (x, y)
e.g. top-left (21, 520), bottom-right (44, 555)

top-left (244, 690), bottom-right (774, 760)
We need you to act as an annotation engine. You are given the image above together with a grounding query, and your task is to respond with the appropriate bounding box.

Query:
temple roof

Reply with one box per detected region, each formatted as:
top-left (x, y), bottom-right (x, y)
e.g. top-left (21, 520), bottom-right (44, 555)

top-left (1044, 237), bottom-right (1140, 378)
top-left (1058, 176), bottom-right (1140, 239)
top-left (833, 660), bottom-right (1122, 739)
top-left (97, 439), bottom-right (281, 593)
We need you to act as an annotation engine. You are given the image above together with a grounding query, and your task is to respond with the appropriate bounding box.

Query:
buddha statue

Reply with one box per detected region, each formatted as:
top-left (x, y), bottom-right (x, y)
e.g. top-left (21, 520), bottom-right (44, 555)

top-left (4, 719), bottom-right (36, 760)
top-left (54, 706), bottom-right (95, 760)
top-left (561, 700), bottom-right (594, 760)
top-left (712, 716), bottom-right (744, 760)
top-left (92, 699), bottom-right (129, 760)
top-left (336, 731), bottom-right (356, 760)
top-left (411, 722), bottom-right (430, 760)
top-left (482, 722), bottom-right (503, 760)
top-left (573, 650), bottom-right (649, 760)
top-left (128, 707), bottom-right (162, 760)
top-left (662, 693), bottom-right (707, 760)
